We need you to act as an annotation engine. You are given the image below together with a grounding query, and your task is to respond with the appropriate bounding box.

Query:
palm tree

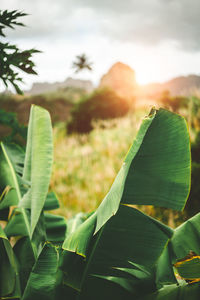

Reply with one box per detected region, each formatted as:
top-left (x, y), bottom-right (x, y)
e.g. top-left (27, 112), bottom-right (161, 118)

top-left (72, 53), bottom-right (93, 73)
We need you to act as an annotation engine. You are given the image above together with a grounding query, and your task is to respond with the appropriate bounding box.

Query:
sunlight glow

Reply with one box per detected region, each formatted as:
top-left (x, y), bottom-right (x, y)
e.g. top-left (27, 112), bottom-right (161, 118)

top-left (136, 68), bottom-right (158, 85)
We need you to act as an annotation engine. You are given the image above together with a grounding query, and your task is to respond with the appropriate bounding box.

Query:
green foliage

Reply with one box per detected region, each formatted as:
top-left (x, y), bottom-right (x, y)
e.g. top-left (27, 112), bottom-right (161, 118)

top-left (0, 91), bottom-right (75, 127)
top-left (0, 9), bottom-right (39, 146)
top-left (1, 105), bottom-right (200, 299)
top-left (159, 90), bottom-right (187, 113)
top-left (0, 108), bottom-right (27, 145)
top-left (67, 88), bottom-right (130, 133)
top-left (0, 9), bottom-right (40, 94)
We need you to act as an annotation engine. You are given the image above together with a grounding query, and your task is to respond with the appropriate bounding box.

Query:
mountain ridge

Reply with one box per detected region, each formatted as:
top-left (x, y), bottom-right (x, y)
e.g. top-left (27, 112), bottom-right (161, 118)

top-left (99, 62), bottom-right (200, 98)
top-left (141, 74), bottom-right (200, 97)
top-left (27, 77), bottom-right (94, 95)
top-left (26, 62), bottom-right (200, 97)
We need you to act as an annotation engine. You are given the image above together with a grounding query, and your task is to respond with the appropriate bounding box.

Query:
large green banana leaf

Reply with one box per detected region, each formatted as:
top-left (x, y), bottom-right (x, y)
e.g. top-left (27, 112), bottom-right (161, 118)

top-left (69, 206), bottom-right (173, 298)
top-left (155, 244), bottom-right (177, 289)
top-left (0, 142), bottom-right (31, 239)
top-left (62, 108), bottom-right (191, 298)
top-left (4, 207), bottom-right (30, 237)
top-left (8, 211), bottom-right (47, 292)
top-left (13, 237), bottom-right (35, 293)
top-left (174, 256), bottom-right (200, 280)
top-left (22, 242), bottom-right (59, 300)
top-left (78, 275), bottom-right (134, 300)
top-left (170, 213), bottom-right (200, 262)
top-left (0, 142), bottom-right (22, 209)
top-left (142, 281), bottom-right (200, 300)
top-left (62, 210), bottom-right (162, 293)
top-left (95, 108), bottom-right (190, 233)
top-left (44, 192), bottom-right (59, 211)
top-left (2, 143), bottom-right (25, 176)
top-left (84, 206), bottom-right (172, 270)
top-left (60, 250), bottom-right (86, 294)
top-left (1, 106), bottom-right (63, 296)
top-left (63, 109), bottom-right (190, 258)
top-left (44, 213), bottom-right (67, 243)
top-left (92, 261), bottom-right (156, 299)
top-left (4, 209), bottom-right (47, 290)
top-left (19, 105), bottom-right (53, 237)
top-left (65, 212), bottom-right (93, 238)
top-left (0, 187), bottom-right (11, 220)
top-left (155, 212), bottom-right (200, 291)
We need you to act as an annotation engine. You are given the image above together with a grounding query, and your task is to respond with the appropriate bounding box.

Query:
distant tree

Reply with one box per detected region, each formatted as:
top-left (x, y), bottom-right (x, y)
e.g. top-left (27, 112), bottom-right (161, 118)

top-left (67, 88), bottom-right (130, 134)
top-left (72, 53), bottom-right (93, 73)
top-left (0, 10), bottom-right (40, 145)
top-left (0, 9), bottom-right (40, 94)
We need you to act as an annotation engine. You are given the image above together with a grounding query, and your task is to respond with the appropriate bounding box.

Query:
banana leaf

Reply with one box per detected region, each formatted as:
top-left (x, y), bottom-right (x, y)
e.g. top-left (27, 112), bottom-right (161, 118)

top-left (44, 192), bottom-right (59, 211)
top-left (0, 187), bottom-right (11, 220)
top-left (0, 142), bottom-right (22, 209)
top-left (170, 213), bottom-right (200, 262)
top-left (22, 242), bottom-right (59, 300)
top-left (44, 212), bottom-right (67, 243)
top-left (174, 256), bottom-right (200, 280)
top-left (143, 282), bottom-right (200, 300)
top-left (2, 143), bottom-right (25, 176)
top-left (95, 108), bottom-right (190, 233)
top-left (65, 212), bottom-right (93, 238)
top-left (62, 109), bottom-right (191, 298)
top-left (63, 109), bottom-right (190, 260)
top-left (0, 225), bottom-right (20, 298)
top-left (19, 105), bottom-right (53, 237)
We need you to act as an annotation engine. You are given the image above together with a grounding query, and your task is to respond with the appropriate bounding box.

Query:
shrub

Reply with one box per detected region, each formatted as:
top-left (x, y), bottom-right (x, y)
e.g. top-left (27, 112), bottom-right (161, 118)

top-left (0, 108), bottom-right (27, 145)
top-left (67, 88), bottom-right (130, 133)
top-left (2, 105), bottom-right (200, 299)
top-left (159, 90), bottom-right (187, 113)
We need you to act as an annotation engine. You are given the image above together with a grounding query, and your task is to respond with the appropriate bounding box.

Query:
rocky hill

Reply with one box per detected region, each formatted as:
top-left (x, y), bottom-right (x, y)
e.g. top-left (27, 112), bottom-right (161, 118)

top-left (141, 75), bottom-right (200, 97)
top-left (99, 62), bottom-right (138, 99)
top-left (27, 77), bottom-right (94, 95)
top-left (99, 62), bottom-right (200, 98)
top-left (27, 63), bottom-right (200, 99)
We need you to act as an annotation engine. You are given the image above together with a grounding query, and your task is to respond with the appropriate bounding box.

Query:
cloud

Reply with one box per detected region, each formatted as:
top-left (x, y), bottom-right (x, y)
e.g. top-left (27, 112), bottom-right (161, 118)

top-left (1, 0), bottom-right (200, 51)
top-left (80, 0), bottom-right (200, 52)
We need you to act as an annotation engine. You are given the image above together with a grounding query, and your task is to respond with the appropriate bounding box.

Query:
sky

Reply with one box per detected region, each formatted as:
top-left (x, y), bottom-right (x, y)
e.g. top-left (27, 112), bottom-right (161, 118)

top-left (1, 0), bottom-right (200, 91)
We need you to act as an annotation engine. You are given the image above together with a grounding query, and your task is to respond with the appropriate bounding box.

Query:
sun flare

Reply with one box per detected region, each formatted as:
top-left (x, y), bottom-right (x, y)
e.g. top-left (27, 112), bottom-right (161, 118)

top-left (136, 69), bottom-right (157, 86)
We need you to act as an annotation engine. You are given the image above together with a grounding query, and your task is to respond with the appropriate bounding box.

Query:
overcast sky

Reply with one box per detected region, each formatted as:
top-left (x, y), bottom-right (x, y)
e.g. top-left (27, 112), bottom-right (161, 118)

top-left (1, 0), bottom-right (200, 90)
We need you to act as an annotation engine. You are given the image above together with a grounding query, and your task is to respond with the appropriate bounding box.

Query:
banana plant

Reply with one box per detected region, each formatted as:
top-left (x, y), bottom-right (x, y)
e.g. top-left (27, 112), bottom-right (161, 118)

top-left (0, 106), bottom-right (66, 299)
top-left (0, 104), bottom-right (200, 300)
